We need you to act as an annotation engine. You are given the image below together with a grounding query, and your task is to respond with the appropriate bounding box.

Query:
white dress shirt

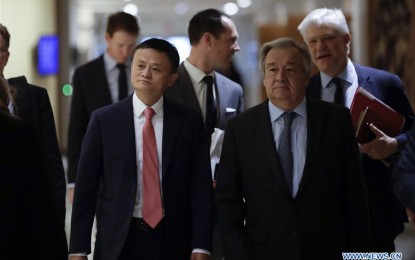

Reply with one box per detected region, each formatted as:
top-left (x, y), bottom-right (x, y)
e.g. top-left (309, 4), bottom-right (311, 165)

top-left (103, 52), bottom-right (133, 103)
top-left (320, 59), bottom-right (358, 108)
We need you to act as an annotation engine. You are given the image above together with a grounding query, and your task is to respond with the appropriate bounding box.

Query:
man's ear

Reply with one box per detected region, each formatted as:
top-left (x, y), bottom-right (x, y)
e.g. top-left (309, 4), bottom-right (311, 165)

top-left (167, 72), bottom-right (179, 87)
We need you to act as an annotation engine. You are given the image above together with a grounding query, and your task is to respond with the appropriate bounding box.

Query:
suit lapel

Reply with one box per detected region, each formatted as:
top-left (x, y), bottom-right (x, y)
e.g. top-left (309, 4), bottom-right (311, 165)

top-left (96, 56), bottom-right (112, 105)
top-left (161, 98), bottom-right (182, 178)
top-left (8, 76), bottom-right (31, 120)
top-left (114, 96), bottom-right (137, 173)
top-left (256, 102), bottom-right (288, 195)
top-left (177, 64), bottom-right (203, 114)
top-left (214, 72), bottom-right (228, 127)
top-left (306, 73), bottom-right (322, 99)
top-left (296, 98), bottom-right (326, 197)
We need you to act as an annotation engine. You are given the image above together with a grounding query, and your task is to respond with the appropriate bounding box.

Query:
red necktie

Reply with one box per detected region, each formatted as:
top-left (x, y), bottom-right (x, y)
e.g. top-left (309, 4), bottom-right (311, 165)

top-left (142, 107), bottom-right (163, 228)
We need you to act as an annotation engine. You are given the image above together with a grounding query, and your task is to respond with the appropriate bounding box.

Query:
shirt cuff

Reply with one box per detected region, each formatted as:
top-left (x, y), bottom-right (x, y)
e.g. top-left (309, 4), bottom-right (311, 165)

top-left (192, 248), bottom-right (211, 255)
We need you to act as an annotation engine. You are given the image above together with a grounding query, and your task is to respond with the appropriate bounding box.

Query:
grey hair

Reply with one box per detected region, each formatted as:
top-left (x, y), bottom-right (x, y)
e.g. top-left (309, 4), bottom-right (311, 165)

top-left (259, 37), bottom-right (312, 76)
top-left (297, 8), bottom-right (349, 42)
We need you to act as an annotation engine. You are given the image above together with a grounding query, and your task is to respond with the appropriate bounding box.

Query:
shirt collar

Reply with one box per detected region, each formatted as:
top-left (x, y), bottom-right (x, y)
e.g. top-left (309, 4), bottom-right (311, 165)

top-left (132, 93), bottom-right (164, 119)
top-left (321, 58), bottom-right (355, 88)
top-left (104, 51), bottom-right (131, 72)
top-left (183, 59), bottom-right (214, 84)
top-left (268, 97), bottom-right (307, 123)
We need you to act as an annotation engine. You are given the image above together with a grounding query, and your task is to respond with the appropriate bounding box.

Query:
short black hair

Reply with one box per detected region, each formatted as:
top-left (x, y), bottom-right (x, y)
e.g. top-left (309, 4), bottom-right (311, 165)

top-left (188, 8), bottom-right (229, 45)
top-left (134, 38), bottom-right (180, 73)
top-left (106, 12), bottom-right (140, 37)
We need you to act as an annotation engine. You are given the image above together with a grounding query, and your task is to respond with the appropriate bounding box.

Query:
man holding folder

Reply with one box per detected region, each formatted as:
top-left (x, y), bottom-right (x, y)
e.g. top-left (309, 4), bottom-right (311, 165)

top-left (298, 7), bottom-right (414, 252)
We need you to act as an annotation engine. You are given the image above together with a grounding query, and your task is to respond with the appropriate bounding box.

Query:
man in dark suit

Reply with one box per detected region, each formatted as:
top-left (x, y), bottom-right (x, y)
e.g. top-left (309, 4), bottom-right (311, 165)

top-left (0, 23), bottom-right (68, 256)
top-left (69, 38), bottom-right (213, 260)
top-left (0, 112), bottom-right (67, 259)
top-left (298, 8), bottom-right (414, 252)
top-left (215, 37), bottom-right (371, 260)
top-left (393, 121), bottom-right (415, 213)
top-left (164, 10), bottom-right (244, 259)
top-left (67, 12), bottom-right (140, 195)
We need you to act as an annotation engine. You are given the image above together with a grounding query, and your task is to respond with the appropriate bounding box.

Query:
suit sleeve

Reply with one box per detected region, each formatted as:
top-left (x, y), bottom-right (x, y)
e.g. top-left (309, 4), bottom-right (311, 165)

top-left (215, 120), bottom-right (248, 260)
top-left (67, 69), bottom-right (90, 184)
top-left (37, 88), bottom-right (67, 223)
top-left (384, 74), bottom-right (414, 146)
top-left (190, 112), bottom-right (214, 251)
top-left (393, 122), bottom-right (415, 212)
top-left (69, 111), bottom-right (103, 254)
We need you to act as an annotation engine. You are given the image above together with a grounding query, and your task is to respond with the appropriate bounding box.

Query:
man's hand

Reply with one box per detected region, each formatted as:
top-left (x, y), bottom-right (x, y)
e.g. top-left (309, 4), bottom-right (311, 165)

top-left (69, 256), bottom-right (87, 260)
top-left (190, 252), bottom-right (211, 260)
top-left (67, 187), bottom-right (75, 204)
top-left (406, 208), bottom-right (415, 226)
top-left (360, 123), bottom-right (399, 160)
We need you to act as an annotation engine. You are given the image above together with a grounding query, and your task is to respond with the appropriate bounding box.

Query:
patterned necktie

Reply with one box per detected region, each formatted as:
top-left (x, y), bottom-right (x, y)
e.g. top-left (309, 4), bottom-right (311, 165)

top-left (142, 107), bottom-right (163, 228)
top-left (332, 77), bottom-right (344, 106)
top-left (203, 75), bottom-right (217, 136)
top-left (117, 63), bottom-right (128, 101)
top-left (278, 112), bottom-right (296, 195)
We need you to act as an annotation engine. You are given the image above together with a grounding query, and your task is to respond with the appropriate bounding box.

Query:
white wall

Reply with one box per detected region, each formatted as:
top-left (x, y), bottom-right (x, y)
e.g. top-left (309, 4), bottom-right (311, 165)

top-left (0, 0), bottom-right (60, 135)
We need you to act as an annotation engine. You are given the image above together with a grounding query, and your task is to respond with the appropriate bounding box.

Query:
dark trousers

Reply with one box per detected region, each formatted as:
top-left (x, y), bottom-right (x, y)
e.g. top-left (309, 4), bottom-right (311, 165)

top-left (119, 219), bottom-right (167, 260)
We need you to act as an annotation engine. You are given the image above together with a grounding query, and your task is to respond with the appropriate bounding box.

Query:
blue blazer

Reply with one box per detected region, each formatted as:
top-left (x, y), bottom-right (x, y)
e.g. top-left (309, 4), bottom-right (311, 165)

top-left (393, 121), bottom-right (415, 212)
top-left (307, 63), bottom-right (415, 243)
top-left (69, 95), bottom-right (213, 260)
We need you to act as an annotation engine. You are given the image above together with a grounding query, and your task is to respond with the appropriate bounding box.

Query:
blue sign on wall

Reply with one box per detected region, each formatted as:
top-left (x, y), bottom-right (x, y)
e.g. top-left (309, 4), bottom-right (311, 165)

top-left (38, 35), bottom-right (59, 75)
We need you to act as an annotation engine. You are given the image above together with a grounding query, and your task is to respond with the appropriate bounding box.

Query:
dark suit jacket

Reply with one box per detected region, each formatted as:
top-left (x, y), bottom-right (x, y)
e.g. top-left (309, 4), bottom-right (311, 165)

top-left (8, 76), bottom-right (67, 228)
top-left (0, 113), bottom-right (67, 259)
top-left (164, 63), bottom-right (244, 131)
top-left (306, 64), bottom-right (415, 244)
top-left (393, 121), bottom-right (415, 212)
top-left (67, 55), bottom-right (112, 184)
top-left (69, 95), bottom-right (213, 260)
top-left (215, 98), bottom-right (371, 260)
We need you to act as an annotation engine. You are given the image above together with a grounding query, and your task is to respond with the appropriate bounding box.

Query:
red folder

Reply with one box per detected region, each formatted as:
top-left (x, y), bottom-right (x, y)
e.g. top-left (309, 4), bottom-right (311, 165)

top-left (350, 87), bottom-right (405, 144)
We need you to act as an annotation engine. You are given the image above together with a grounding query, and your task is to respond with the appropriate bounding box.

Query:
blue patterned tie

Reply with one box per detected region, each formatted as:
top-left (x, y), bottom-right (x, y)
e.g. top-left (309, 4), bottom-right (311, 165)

top-left (279, 112), bottom-right (296, 195)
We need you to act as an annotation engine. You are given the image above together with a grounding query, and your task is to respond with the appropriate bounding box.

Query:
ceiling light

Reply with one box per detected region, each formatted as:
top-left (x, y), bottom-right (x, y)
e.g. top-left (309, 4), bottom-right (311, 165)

top-left (223, 2), bottom-right (239, 16)
top-left (123, 3), bottom-right (138, 16)
top-left (237, 0), bottom-right (251, 8)
top-left (175, 2), bottom-right (188, 15)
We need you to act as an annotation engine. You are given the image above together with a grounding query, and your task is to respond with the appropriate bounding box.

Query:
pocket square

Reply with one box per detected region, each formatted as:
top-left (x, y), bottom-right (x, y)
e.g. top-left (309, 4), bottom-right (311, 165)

top-left (226, 107), bottom-right (236, 113)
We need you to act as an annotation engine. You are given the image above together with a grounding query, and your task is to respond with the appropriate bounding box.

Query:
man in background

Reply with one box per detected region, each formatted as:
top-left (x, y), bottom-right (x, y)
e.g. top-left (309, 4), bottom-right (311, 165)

top-left (0, 23), bottom-right (67, 258)
top-left (298, 8), bottom-right (414, 252)
top-left (164, 10), bottom-right (244, 258)
top-left (393, 121), bottom-right (415, 213)
top-left (67, 11), bottom-right (140, 197)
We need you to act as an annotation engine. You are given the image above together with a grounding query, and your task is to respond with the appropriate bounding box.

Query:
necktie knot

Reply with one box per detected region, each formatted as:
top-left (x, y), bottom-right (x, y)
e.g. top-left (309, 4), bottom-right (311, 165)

top-left (282, 112), bottom-right (296, 127)
top-left (116, 63), bottom-right (126, 71)
top-left (143, 107), bottom-right (155, 120)
top-left (203, 75), bottom-right (213, 86)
